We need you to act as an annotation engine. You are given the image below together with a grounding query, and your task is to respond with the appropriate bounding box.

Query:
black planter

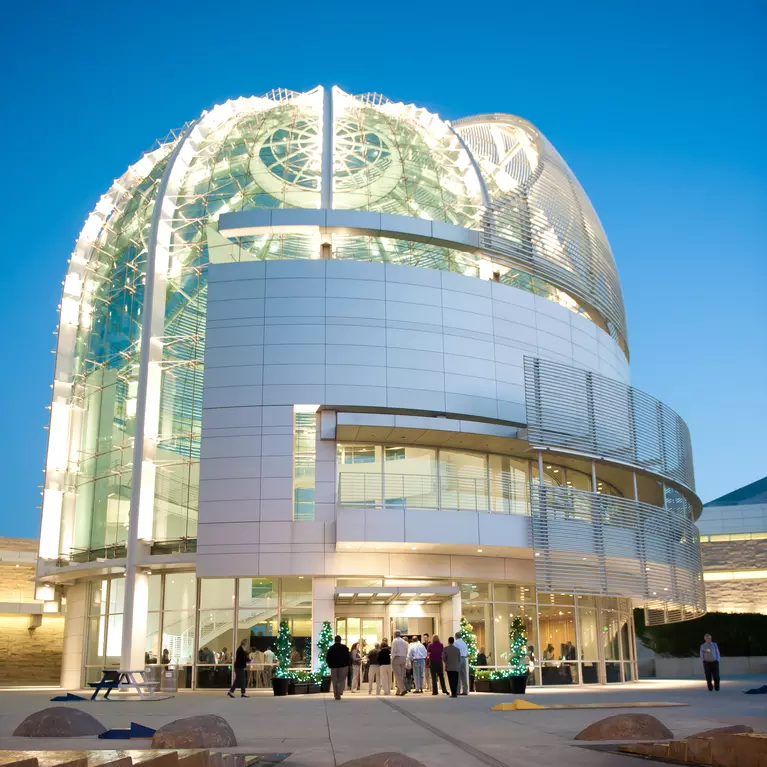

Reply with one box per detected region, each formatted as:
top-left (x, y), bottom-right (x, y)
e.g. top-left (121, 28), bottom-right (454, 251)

top-left (490, 677), bottom-right (511, 693)
top-left (510, 675), bottom-right (528, 694)
top-left (469, 674), bottom-right (475, 692)
top-left (473, 678), bottom-right (491, 692)
top-left (320, 677), bottom-right (331, 693)
top-left (308, 683), bottom-right (321, 694)
top-left (272, 677), bottom-right (289, 696)
top-left (290, 682), bottom-right (309, 695)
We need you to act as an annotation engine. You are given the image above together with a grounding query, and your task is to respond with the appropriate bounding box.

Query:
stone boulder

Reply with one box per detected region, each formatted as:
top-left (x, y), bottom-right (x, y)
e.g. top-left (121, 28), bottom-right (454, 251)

top-left (339, 755), bottom-right (426, 767)
top-left (690, 724), bottom-right (754, 738)
top-left (13, 707), bottom-right (106, 737)
top-left (151, 715), bottom-right (237, 749)
top-left (574, 714), bottom-right (674, 741)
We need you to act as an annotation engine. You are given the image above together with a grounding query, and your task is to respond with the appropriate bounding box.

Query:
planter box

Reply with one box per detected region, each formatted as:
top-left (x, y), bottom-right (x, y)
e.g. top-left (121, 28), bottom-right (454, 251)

top-left (308, 683), bottom-right (321, 694)
top-left (473, 678), bottom-right (491, 692)
top-left (320, 677), bottom-right (331, 693)
top-left (272, 677), bottom-right (289, 696)
top-left (289, 681), bottom-right (310, 695)
top-left (510, 675), bottom-right (527, 694)
top-left (490, 677), bottom-right (511, 694)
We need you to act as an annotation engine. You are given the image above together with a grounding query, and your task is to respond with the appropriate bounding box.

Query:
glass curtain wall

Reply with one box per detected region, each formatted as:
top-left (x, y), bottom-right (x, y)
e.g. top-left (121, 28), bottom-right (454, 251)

top-left (456, 583), bottom-right (636, 685)
top-left (84, 576), bottom-right (637, 687)
top-left (85, 578), bottom-right (125, 683)
top-left (85, 574), bottom-right (313, 689)
top-left (69, 153), bottom-right (172, 560)
top-left (293, 408), bottom-right (317, 521)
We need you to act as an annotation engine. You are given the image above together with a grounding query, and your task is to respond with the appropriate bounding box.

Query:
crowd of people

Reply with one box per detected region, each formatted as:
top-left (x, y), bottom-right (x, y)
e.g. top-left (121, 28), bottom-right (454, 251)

top-left (325, 630), bottom-right (472, 700)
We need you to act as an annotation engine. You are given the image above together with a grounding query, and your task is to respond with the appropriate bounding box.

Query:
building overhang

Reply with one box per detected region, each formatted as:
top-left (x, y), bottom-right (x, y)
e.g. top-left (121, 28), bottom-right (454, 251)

top-left (334, 585), bottom-right (458, 606)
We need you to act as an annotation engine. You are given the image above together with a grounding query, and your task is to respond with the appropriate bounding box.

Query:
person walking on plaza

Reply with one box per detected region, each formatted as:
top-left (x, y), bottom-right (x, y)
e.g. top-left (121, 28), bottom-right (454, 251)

top-left (367, 642), bottom-right (381, 694)
top-left (427, 634), bottom-right (448, 695)
top-left (227, 639), bottom-right (250, 698)
top-left (422, 633), bottom-right (431, 690)
top-left (408, 635), bottom-right (427, 693)
top-left (377, 639), bottom-right (392, 695)
top-left (392, 630), bottom-right (409, 696)
top-left (326, 635), bottom-right (351, 700)
top-left (350, 642), bottom-right (362, 692)
top-left (454, 631), bottom-right (470, 695)
top-left (700, 633), bottom-right (721, 691)
top-left (443, 637), bottom-right (461, 698)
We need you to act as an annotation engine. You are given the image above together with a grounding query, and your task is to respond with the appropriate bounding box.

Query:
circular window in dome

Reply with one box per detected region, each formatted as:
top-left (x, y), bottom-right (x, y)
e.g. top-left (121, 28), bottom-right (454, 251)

top-left (333, 117), bottom-right (403, 208)
top-left (259, 121), bottom-right (319, 189)
top-left (249, 117), bottom-right (322, 207)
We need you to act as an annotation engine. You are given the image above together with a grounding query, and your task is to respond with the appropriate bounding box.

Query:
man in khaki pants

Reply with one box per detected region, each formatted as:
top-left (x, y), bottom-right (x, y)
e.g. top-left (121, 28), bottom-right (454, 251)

top-left (391, 630), bottom-right (409, 696)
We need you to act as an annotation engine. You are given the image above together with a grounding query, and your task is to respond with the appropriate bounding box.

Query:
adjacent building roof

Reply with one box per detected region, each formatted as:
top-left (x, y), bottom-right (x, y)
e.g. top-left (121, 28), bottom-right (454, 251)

top-left (704, 476), bottom-right (767, 508)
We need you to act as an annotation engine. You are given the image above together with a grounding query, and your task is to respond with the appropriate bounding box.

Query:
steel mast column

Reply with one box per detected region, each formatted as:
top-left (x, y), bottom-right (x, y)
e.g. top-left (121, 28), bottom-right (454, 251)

top-left (120, 121), bottom-right (198, 670)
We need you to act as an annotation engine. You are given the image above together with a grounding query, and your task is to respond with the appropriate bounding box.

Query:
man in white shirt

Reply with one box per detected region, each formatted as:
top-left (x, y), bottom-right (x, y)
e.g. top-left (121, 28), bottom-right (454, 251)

top-left (391, 630), bottom-right (409, 696)
top-left (454, 632), bottom-right (470, 695)
top-left (407, 636), bottom-right (428, 693)
top-left (263, 646), bottom-right (276, 687)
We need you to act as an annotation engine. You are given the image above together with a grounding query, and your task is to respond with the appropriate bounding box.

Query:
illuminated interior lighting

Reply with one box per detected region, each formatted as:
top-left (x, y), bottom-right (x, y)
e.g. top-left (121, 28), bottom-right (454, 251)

top-left (703, 570), bottom-right (767, 582)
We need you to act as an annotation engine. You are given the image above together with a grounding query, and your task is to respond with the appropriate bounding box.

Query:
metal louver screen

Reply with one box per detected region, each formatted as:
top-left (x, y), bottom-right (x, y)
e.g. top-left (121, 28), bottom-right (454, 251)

top-left (530, 484), bottom-right (705, 622)
top-left (481, 202), bottom-right (628, 350)
top-left (524, 356), bottom-right (695, 492)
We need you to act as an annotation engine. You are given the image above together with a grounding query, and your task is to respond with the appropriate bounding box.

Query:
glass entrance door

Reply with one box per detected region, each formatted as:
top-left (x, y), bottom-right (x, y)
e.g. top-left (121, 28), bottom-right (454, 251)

top-left (336, 617), bottom-right (384, 653)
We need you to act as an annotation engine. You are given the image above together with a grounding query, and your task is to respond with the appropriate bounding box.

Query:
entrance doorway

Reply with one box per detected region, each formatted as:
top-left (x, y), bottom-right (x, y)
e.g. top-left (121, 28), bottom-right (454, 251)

top-left (390, 616), bottom-right (436, 641)
top-left (336, 617), bottom-right (384, 653)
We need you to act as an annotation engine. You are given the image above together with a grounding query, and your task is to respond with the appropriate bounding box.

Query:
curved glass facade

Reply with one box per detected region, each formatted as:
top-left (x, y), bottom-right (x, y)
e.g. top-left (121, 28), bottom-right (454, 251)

top-left (68, 146), bottom-right (174, 554)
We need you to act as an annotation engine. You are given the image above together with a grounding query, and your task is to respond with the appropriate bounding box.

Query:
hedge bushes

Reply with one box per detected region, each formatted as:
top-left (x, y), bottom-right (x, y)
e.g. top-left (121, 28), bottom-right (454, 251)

top-left (634, 609), bottom-right (767, 657)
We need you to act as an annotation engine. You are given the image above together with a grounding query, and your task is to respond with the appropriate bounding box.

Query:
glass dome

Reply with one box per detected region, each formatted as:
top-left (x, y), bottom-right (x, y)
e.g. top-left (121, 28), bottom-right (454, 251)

top-left (45, 85), bottom-right (628, 559)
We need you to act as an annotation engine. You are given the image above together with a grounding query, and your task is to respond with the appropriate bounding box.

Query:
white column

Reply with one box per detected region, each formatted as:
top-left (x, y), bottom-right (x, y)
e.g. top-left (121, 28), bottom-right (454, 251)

top-left (321, 87), bottom-right (334, 211)
top-left (124, 569), bottom-right (150, 670)
top-left (60, 582), bottom-right (88, 689)
top-left (312, 577), bottom-right (335, 673)
top-left (440, 593), bottom-right (462, 640)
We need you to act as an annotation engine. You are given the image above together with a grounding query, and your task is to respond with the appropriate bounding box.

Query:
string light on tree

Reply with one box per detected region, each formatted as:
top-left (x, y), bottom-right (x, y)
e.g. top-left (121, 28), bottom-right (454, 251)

top-left (459, 616), bottom-right (478, 669)
top-left (274, 620), bottom-right (292, 679)
top-left (508, 616), bottom-right (528, 676)
top-left (316, 620), bottom-right (333, 677)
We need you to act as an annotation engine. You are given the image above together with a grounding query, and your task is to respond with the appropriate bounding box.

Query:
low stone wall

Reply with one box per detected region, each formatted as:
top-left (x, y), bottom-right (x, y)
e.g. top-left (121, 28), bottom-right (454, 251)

top-left (0, 613), bottom-right (65, 686)
top-left (649, 656), bottom-right (767, 678)
top-left (0, 557), bottom-right (65, 688)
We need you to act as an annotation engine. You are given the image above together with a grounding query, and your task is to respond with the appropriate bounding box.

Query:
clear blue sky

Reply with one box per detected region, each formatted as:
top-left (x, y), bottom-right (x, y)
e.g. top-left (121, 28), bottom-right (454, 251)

top-left (1, 0), bottom-right (764, 538)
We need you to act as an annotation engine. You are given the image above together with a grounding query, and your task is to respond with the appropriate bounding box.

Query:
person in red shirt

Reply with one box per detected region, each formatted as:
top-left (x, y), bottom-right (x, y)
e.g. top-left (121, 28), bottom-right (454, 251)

top-left (426, 634), bottom-right (449, 695)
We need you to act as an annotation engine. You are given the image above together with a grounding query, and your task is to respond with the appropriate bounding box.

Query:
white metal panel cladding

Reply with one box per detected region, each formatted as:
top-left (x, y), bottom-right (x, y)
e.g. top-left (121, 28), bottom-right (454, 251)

top-left (524, 356), bottom-right (695, 492)
top-left (529, 484), bottom-right (705, 622)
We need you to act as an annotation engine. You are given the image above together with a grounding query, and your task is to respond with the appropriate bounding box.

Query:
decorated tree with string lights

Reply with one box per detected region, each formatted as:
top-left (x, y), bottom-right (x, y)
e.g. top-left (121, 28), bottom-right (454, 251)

top-left (508, 616), bottom-right (529, 676)
top-left (459, 616), bottom-right (478, 670)
top-left (316, 620), bottom-right (333, 678)
top-left (274, 620), bottom-right (293, 678)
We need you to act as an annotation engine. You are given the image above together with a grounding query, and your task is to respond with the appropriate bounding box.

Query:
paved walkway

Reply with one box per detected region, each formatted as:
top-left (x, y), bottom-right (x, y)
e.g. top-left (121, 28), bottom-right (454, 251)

top-left (0, 678), bottom-right (765, 766)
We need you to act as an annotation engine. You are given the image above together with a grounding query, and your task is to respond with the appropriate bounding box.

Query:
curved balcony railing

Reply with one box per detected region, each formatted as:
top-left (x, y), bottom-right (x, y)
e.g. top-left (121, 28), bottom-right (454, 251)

top-left (337, 472), bottom-right (529, 515)
top-left (524, 356), bottom-right (696, 493)
top-left (529, 484), bottom-right (705, 623)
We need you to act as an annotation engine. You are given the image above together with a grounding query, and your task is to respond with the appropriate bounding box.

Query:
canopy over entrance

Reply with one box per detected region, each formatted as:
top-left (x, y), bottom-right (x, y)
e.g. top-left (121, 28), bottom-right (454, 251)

top-left (334, 585), bottom-right (458, 606)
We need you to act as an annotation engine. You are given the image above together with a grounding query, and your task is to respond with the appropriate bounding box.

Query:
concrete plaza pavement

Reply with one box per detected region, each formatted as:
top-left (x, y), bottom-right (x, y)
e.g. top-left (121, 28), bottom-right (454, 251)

top-left (0, 678), bottom-right (765, 766)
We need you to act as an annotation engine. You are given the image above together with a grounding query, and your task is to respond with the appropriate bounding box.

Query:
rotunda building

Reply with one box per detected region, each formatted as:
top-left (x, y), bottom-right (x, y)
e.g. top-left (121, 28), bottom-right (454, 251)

top-left (36, 86), bottom-right (704, 689)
